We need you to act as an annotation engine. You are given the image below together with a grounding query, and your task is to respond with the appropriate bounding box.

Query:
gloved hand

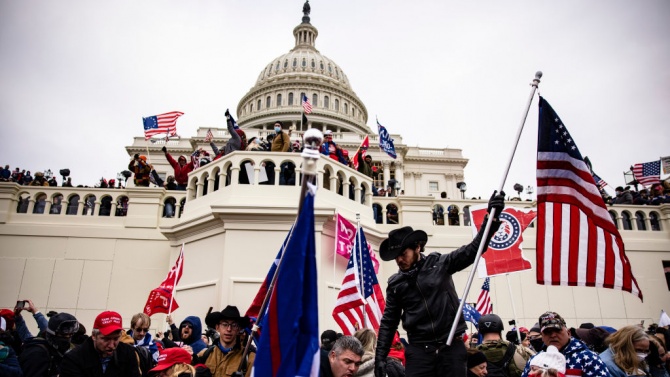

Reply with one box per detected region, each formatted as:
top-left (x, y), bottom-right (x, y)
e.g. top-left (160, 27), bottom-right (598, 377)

top-left (374, 360), bottom-right (386, 377)
top-left (134, 153), bottom-right (140, 160)
top-left (161, 146), bottom-right (167, 153)
top-left (225, 109), bottom-right (231, 119)
top-left (487, 190), bottom-right (505, 218)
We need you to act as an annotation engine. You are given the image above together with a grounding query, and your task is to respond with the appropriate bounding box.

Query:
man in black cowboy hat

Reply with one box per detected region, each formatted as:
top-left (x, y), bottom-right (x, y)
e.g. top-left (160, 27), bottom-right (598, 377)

top-left (374, 191), bottom-right (505, 377)
top-left (200, 305), bottom-right (254, 377)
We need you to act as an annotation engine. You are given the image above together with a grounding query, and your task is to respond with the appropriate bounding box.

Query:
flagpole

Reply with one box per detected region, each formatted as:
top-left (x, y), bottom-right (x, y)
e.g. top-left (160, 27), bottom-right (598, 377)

top-left (238, 129), bottom-right (323, 374)
top-left (447, 71), bottom-right (542, 346)
top-left (505, 274), bottom-right (522, 346)
top-left (166, 243), bottom-right (183, 319)
top-left (356, 213), bottom-right (367, 329)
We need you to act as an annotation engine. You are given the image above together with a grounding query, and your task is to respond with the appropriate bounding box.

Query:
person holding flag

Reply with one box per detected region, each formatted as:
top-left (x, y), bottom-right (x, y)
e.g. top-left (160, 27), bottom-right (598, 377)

top-left (374, 192), bottom-right (505, 377)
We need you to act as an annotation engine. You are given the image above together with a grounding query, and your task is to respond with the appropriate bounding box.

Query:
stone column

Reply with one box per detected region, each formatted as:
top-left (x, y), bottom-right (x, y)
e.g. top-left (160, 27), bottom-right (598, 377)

top-left (404, 172), bottom-right (413, 196)
top-left (414, 172), bottom-right (422, 196)
top-left (61, 200), bottom-right (68, 216)
top-left (382, 161), bottom-right (391, 190)
top-left (394, 162), bottom-right (404, 192)
top-left (196, 181), bottom-right (205, 198)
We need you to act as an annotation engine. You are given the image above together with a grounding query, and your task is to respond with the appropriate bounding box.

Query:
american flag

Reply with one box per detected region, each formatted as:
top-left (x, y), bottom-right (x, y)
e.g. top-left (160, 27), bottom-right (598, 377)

top-left (332, 227), bottom-right (385, 335)
top-left (205, 129), bottom-right (214, 143)
top-left (536, 97), bottom-right (642, 300)
top-left (302, 94), bottom-right (312, 114)
top-left (190, 150), bottom-right (200, 169)
top-left (143, 111), bottom-right (183, 140)
top-left (475, 278), bottom-right (492, 315)
top-left (632, 160), bottom-right (661, 187)
top-left (592, 173), bottom-right (608, 191)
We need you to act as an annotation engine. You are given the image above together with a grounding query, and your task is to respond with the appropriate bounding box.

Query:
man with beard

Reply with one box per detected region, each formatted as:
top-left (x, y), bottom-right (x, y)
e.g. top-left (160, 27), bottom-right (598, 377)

top-left (199, 305), bottom-right (254, 377)
top-left (20, 312), bottom-right (78, 377)
top-left (60, 311), bottom-right (140, 377)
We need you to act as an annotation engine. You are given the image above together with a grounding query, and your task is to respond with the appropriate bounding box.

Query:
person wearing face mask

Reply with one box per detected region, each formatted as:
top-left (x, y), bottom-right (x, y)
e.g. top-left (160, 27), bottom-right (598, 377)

top-left (270, 121), bottom-right (290, 152)
top-left (521, 312), bottom-right (610, 377)
top-left (600, 326), bottom-right (650, 377)
top-left (20, 312), bottom-right (79, 377)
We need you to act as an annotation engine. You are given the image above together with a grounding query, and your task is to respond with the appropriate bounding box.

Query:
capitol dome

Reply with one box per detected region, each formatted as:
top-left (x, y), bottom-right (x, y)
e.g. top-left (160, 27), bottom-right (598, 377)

top-left (237, 2), bottom-right (371, 135)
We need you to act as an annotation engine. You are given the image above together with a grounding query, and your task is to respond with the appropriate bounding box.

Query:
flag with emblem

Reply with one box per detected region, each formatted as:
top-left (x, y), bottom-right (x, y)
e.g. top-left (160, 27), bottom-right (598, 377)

top-left (377, 118), bottom-right (397, 159)
top-left (632, 160), bottom-right (661, 187)
top-left (461, 301), bottom-right (481, 328)
top-left (332, 227), bottom-right (385, 335)
top-left (536, 97), bottom-right (642, 300)
top-left (143, 245), bottom-right (184, 316)
top-left (143, 111), bottom-right (183, 140)
top-left (302, 94), bottom-right (312, 114)
top-left (475, 278), bottom-right (492, 315)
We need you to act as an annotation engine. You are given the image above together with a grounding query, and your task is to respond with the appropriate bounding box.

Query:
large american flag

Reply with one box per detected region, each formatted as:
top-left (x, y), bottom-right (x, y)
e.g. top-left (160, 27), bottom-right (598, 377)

top-left (536, 97), bottom-right (642, 300)
top-left (143, 111), bottom-right (183, 140)
top-left (332, 227), bottom-right (385, 335)
top-left (302, 94), bottom-right (312, 114)
top-left (475, 277), bottom-right (492, 315)
top-left (632, 160), bottom-right (661, 187)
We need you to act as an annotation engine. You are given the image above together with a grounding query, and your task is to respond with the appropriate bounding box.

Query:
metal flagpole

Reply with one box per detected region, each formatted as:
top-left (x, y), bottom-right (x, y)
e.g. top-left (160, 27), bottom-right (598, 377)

top-left (238, 129), bottom-right (323, 374)
top-left (505, 274), bottom-right (523, 345)
top-left (164, 243), bottom-right (183, 332)
top-left (447, 71), bottom-right (542, 345)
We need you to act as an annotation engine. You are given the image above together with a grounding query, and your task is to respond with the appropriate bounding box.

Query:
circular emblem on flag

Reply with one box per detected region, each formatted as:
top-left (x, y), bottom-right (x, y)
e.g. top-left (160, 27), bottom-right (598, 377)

top-left (489, 212), bottom-right (521, 250)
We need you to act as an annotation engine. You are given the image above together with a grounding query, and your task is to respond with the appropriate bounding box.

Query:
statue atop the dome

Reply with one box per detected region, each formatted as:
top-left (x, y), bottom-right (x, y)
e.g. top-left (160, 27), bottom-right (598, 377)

top-left (302, 0), bottom-right (311, 23)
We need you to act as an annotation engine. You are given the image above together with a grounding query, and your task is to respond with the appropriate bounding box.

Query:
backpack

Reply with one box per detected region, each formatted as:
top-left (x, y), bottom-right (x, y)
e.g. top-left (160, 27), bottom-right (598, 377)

top-left (21, 337), bottom-right (60, 377)
top-left (134, 344), bottom-right (155, 376)
top-left (479, 341), bottom-right (517, 377)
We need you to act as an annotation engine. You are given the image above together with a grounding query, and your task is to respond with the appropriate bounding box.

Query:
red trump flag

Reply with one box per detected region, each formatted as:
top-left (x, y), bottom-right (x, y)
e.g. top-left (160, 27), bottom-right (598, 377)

top-left (144, 245), bottom-right (184, 316)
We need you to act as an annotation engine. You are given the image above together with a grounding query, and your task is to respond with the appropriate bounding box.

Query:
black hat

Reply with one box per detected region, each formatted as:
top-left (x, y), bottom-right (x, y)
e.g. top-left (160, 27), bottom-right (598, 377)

top-left (205, 305), bottom-right (250, 329)
top-left (478, 314), bottom-right (504, 334)
top-left (47, 312), bottom-right (79, 336)
top-left (379, 226), bottom-right (427, 261)
top-left (467, 350), bottom-right (488, 368)
top-left (321, 330), bottom-right (337, 342)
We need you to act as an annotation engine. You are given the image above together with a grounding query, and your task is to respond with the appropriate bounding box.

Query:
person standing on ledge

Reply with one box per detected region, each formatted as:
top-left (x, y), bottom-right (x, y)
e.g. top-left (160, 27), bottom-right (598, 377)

top-left (374, 191), bottom-right (505, 377)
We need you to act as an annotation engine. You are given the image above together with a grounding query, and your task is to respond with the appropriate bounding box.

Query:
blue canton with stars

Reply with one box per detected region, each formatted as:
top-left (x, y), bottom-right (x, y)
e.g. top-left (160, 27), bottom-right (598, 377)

top-left (489, 212), bottom-right (521, 250)
top-left (522, 338), bottom-right (611, 377)
top-left (538, 97), bottom-right (585, 161)
top-left (143, 116), bottom-right (158, 131)
top-left (350, 229), bottom-right (378, 299)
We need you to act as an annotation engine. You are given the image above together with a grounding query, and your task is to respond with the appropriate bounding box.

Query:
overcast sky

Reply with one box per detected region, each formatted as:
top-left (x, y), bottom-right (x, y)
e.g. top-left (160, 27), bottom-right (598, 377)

top-left (1, 0), bottom-right (668, 199)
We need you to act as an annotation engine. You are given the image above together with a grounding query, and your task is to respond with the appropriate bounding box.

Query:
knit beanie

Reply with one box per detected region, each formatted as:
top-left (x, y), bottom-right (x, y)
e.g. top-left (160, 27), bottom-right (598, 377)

top-left (467, 350), bottom-right (487, 368)
top-left (530, 345), bottom-right (566, 374)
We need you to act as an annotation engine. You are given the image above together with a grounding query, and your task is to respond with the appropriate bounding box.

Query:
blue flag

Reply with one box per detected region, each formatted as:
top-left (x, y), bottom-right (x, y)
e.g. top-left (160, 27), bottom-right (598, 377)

top-left (377, 119), bottom-right (397, 159)
top-left (461, 301), bottom-right (481, 328)
top-left (253, 192), bottom-right (320, 376)
top-left (225, 108), bottom-right (239, 130)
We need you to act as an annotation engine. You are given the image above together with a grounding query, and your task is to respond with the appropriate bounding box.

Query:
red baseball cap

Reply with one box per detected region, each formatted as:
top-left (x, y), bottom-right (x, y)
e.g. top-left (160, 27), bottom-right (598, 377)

top-left (93, 311), bottom-right (123, 336)
top-left (150, 347), bottom-right (192, 372)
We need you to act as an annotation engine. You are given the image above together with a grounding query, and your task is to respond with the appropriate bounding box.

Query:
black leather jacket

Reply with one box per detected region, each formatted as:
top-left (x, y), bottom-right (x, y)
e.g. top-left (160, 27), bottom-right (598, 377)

top-left (375, 218), bottom-right (499, 362)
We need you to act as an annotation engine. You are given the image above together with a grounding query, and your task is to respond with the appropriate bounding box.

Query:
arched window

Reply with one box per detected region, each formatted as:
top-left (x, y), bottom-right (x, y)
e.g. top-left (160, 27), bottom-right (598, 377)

top-left (257, 99), bottom-right (262, 110)
top-left (266, 96), bottom-right (271, 109)
top-left (352, 107), bottom-right (356, 117)
top-left (320, 61), bottom-right (324, 70)
top-left (432, 205), bottom-right (445, 225)
top-left (163, 197), bottom-right (176, 218)
top-left (50, 194), bottom-right (63, 215)
top-left (609, 210), bottom-right (618, 229)
top-left (334, 99), bottom-right (340, 112)
top-left (386, 203), bottom-right (399, 224)
top-left (312, 94), bottom-right (318, 108)
top-left (447, 205), bottom-right (460, 226)
top-left (99, 196), bottom-right (112, 216)
top-left (83, 195), bottom-right (96, 216)
top-left (635, 211), bottom-right (646, 230)
top-left (373, 203), bottom-right (383, 224)
top-left (33, 194), bottom-right (47, 214)
top-left (288, 93), bottom-right (294, 106)
top-left (344, 103), bottom-right (348, 114)
top-left (328, 64), bottom-right (332, 73)
top-left (311, 59), bottom-right (315, 68)
top-left (650, 211), bottom-right (661, 231)
top-left (250, 103), bottom-right (253, 112)
top-left (302, 58), bottom-right (306, 67)
top-left (292, 58), bottom-right (297, 68)
top-left (277, 94), bottom-right (282, 107)
top-left (324, 96), bottom-right (329, 109)
top-left (115, 196), bottom-right (128, 216)
top-left (463, 206), bottom-right (471, 227)
top-left (275, 61), bottom-right (280, 71)
top-left (621, 211), bottom-right (632, 230)
top-left (66, 195), bottom-right (80, 215)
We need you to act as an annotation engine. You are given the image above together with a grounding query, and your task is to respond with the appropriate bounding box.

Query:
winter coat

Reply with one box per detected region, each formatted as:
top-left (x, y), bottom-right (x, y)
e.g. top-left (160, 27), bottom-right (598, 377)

top-left (354, 353), bottom-right (375, 377)
top-left (60, 336), bottom-right (141, 377)
top-left (376, 219), bottom-right (498, 363)
top-left (179, 316), bottom-right (207, 355)
top-left (165, 153), bottom-right (194, 186)
top-left (211, 118), bottom-right (242, 160)
top-left (0, 341), bottom-right (23, 377)
top-left (200, 343), bottom-right (255, 377)
top-left (478, 339), bottom-right (534, 377)
top-left (19, 336), bottom-right (64, 377)
top-left (271, 130), bottom-right (290, 152)
top-left (521, 338), bottom-right (611, 377)
top-left (128, 159), bottom-right (151, 187)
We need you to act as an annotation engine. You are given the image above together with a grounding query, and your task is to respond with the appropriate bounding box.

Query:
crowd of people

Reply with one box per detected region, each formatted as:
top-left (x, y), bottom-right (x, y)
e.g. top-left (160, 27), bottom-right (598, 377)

top-left (604, 184), bottom-right (670, 206)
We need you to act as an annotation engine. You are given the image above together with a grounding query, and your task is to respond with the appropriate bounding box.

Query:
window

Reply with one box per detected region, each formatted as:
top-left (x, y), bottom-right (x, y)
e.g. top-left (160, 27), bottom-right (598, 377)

top-left (320, 61), bottom-right (324, 70)
top-left (635, 211), bottom-right (646, 230)
top-left (311, 59), bottom-right (315, 68)
top-left (288, 93), bottom-right (294, 106)
top-left (250, 103), bottom-right (253, 112)
top-left (312, 94), bottom-right (318, 108)
top-left (302, 58), bottom-right (306, 67)
top-left (352, 107), bottom-right (356, 117)
top-left (429, 181), bottom-right (439, 191)
top-left (650, 211), bottom-right (661, 231)
top-left (324, 96), bottom-right (329, 109)
top-left (334, 99), bottom-right (339, 112)
top-left (283, 59), bottom-right (288, 68)
top-left (621, 211), bottom-right (632, 230)
top-left (344, 103), bottom-right (348, 114)
top-left (277, 94), bottom-right (282, 107)
top-left (293, 58), bottom-right (297, 68)
top-left (257, 99), bottom-right (262, 110)
top-left (328, 64), bottom-right (332, 73)
top-left (275, 61), bottom-right (280, 71)
top-left (266, 96), bottom-right (271, 109)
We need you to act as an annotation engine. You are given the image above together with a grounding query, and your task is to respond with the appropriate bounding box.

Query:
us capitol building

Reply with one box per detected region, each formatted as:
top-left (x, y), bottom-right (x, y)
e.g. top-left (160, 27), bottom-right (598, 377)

top-left (1, 3), bottom-right (668, 336)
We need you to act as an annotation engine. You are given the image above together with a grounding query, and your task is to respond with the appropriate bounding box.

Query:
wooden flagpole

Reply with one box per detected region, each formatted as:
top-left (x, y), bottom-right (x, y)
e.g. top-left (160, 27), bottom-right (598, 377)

top-left (447, 71), bottom-right (542, 345)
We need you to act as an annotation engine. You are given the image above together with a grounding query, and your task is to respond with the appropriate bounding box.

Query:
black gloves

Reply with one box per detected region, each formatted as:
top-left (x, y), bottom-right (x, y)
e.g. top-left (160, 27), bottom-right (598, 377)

top-left (487, 190), bottom-right (505, 218)
top-left (374, 360), bottom-right (386, 377)
top-left (161, 146), bottom-right (167, 153)
top-left (225, 109), bottom-right (231, 119)
top-left (134, 153), bottom-right (140, 160)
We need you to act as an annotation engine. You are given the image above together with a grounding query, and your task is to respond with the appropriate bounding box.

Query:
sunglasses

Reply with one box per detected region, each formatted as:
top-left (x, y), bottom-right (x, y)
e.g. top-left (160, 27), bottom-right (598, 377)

top-left (134, 327), bottom-right (150, 333)
top-left (180, 324), bottom-right (193, 329)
